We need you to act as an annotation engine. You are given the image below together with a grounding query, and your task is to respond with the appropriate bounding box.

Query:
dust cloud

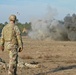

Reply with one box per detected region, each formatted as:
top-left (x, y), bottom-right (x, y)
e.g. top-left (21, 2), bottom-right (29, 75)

top-left (28, 7), bottom-right (76, 41)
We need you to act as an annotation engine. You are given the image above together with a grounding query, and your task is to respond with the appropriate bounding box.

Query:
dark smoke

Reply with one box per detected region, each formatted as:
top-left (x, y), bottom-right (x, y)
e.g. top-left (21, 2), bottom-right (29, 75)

top-left (64, 14), bottom-right (76, 41)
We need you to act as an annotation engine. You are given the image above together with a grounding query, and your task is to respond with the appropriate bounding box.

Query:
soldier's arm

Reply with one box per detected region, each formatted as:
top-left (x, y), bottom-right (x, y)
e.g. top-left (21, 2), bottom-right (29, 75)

top-left (15, 26), bottom-right (23, 51)
top-left (0, 29), bottom-right (4, 51)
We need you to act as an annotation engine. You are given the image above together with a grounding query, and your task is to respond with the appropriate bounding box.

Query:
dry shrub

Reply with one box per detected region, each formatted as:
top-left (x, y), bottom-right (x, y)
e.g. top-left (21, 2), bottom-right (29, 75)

top-left (38, 55), bottom-right (52, 59)
top-left (20, 55), bottom-right (33, 59)
top-left (55, 55), bottom-right (60, 58)
top-left (37, 55), bottom-right (43, 59)
top-left (44, 55), bottom-right (50, 58)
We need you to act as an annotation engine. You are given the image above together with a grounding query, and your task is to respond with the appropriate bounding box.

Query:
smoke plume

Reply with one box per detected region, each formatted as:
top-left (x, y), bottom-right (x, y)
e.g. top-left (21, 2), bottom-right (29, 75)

top-left (28, 7), bottom-right (68, 40)
top-left (28, 7), bottom-right (76, 41)
top-left (64, 14), bottom-right (76, 41)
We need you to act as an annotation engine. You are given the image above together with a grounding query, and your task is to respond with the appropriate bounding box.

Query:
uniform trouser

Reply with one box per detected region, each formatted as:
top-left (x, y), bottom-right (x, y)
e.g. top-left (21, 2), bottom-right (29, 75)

top-left (8, 48), bottom-right (18, 75)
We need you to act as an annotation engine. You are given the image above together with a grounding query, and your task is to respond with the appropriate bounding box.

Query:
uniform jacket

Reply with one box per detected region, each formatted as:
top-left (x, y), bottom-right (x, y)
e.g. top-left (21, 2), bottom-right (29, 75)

top-left (0, 23), bottom-right (23, 51)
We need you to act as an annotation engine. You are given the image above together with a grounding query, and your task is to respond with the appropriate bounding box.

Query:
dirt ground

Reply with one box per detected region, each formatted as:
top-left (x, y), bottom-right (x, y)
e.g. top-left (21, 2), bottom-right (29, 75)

top-left (0, 36), bottom-right (76, 75)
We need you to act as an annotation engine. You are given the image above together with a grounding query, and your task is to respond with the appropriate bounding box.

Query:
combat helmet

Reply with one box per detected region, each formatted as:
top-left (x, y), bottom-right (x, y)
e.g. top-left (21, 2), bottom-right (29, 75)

top-left (9, 14), bottom-right (17, 21)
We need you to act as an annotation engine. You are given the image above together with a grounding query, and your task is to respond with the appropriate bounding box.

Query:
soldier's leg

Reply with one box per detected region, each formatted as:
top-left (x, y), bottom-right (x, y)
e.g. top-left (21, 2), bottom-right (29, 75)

top-left (8, 49), bottom-right (18, 75)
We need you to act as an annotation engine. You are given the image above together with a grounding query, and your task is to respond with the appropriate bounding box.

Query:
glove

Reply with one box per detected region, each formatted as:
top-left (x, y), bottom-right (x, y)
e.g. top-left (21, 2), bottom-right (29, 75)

top-left (0, 46), bottom-right (4, 51)
top-left (18, 47), bottom-right (23, 52)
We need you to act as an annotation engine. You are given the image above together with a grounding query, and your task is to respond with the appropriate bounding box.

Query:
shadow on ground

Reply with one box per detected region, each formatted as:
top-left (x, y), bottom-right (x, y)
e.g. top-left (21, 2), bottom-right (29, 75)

top-left (35, 65), bottom-right (76, 75)
top-left (51, 65), bottom-right (76, 72)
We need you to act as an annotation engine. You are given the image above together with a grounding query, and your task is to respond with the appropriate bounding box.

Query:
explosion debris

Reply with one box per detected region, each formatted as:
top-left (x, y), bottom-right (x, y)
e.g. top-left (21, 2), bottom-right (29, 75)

top-left (28, 7), bottom-right (67, 41)
top-left (28, 7), bottom-right (76, 41)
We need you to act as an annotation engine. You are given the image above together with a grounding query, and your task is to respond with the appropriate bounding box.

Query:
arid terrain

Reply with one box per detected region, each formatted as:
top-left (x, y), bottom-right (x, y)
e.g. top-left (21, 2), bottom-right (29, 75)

top-left (0, 36), bottom-right (76, 75)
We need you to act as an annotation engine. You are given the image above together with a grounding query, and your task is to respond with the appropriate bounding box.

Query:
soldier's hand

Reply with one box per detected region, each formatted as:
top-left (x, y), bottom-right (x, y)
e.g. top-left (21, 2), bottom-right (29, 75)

top-left (0, 46), bottom-right (4, 51)
top-left (18, 47), bottom-right (22, 52)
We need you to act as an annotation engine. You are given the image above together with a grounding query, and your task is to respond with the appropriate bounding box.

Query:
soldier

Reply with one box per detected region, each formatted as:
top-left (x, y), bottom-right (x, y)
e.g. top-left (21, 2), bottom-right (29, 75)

top-left (0, 15), bottom-right (23, 75)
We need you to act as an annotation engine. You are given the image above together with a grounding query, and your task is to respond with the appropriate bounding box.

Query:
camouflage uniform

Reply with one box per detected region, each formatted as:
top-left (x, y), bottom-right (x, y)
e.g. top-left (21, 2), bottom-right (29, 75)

top-left (0, 15), bottom-right (23, 75)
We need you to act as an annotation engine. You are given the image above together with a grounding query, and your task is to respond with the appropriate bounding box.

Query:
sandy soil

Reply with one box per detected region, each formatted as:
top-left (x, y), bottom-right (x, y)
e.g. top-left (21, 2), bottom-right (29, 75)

top-left (0, 36), bottom-right (76, 75)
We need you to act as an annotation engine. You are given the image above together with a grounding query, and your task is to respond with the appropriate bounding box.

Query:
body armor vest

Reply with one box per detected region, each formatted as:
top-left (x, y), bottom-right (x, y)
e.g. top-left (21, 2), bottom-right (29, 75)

top-left (3, 24), bottom-right (17, 44)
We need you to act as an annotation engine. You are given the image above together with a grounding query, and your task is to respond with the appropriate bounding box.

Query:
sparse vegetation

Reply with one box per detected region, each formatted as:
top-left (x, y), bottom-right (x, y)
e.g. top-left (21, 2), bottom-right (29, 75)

top-left (0, 36), bottom-right (76, 75)
top-left (0, 21), bottom-right (31, 36)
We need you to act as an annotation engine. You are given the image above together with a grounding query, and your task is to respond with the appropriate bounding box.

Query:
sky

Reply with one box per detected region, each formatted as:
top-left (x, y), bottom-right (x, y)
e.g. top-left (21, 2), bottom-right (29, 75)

top-left (0, 0), bottom-right (76, 23)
